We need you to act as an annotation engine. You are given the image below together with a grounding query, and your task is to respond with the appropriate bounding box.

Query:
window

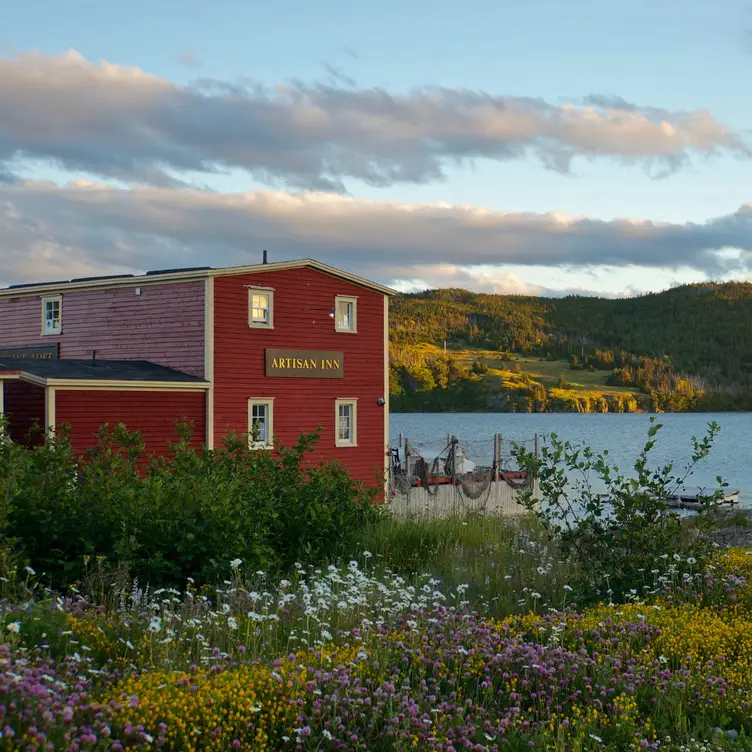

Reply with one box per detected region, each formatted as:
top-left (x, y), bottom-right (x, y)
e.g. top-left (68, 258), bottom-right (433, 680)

top-left (248, 398), bottom-right (274, 448)
top-left (249, 288), bottom-right (274, 329)
top-left (335, 399), bottom-right (357, 446)
top-left (335, 295), bottom-right (357, 333)
top-left (42, 296), bottom-right (62, 335)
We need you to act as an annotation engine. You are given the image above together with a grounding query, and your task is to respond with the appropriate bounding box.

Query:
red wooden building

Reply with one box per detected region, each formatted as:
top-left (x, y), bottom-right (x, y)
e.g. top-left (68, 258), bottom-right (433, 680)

top-left (0, 258), bottom-right (393, 492)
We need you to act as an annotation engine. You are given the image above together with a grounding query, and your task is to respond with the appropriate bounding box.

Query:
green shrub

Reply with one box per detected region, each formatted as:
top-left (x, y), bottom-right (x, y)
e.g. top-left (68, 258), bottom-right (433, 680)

top-left (511, 417), bottom-right (725, 603)
top-left (1, 421), bottom-right (381, 587)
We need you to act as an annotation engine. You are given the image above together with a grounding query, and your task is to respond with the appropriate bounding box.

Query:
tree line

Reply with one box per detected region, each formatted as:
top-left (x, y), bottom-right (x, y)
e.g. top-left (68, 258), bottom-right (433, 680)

top-left (389, 282), bottom-right (752, 412)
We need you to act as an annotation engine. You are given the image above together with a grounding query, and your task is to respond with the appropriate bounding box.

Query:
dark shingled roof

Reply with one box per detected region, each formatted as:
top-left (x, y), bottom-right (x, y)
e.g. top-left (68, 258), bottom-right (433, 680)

top-left (0, 358), bottom-right (208, 384)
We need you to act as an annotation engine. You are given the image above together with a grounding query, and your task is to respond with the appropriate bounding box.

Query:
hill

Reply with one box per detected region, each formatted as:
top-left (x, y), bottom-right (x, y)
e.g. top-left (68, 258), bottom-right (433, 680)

top-left (389, 281), bottom-right (752, 413)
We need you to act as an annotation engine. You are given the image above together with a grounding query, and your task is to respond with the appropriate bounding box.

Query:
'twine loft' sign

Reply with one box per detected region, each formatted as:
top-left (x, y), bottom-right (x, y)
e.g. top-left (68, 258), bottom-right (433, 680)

top-left (265, 349), bottom-right (344, 378)
top-left (0, 344), bottom-right (59, 360)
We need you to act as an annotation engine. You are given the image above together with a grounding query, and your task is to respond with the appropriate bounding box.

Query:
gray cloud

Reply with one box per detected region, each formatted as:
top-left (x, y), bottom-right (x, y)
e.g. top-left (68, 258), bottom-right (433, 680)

top-left (0, 180), bottom-right (750, 290)
top-left (0, 50), bottom-right (748, 191)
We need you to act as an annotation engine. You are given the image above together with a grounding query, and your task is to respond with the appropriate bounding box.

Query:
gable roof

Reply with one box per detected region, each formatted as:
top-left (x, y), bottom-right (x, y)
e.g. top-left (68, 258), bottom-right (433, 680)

top-left (0, 259), bottom-right (395, 298)
top-left (0, 358), bottom-right (209, 387)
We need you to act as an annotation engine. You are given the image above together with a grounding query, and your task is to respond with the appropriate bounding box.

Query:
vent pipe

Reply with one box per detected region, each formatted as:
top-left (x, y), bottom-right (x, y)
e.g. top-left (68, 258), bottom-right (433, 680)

top-left (262, 249), bottom-right (268, 264)
top-left (91, 349), bottom-right (97, 366)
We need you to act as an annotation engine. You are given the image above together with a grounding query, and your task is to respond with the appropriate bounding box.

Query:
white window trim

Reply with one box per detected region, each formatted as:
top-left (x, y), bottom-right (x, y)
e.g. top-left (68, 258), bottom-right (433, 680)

top-left (334, 295), bottom-right (358, 333)
top-left (41, 295), bottom-right (62, 336)
top-left (248, 287), bottom-right (274, 329)
top-left (335, 398), bottom-right (358, 447)
top-left (248, 398), bottom-right (274, 449)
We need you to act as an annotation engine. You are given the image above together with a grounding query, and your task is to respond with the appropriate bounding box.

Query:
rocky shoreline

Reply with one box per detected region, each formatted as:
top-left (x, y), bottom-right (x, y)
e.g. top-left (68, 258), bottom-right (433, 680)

top-left (706, 508), bottom-right (752, 548)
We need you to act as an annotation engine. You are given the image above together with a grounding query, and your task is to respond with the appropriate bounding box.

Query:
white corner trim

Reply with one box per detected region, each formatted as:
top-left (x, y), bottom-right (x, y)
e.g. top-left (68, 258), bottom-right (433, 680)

top-left (45, 387), bottom-right (56, 438)
top-left (383, 295), bottom-right (390, 498)
top-left (204, 277), bottom-right (215, 449)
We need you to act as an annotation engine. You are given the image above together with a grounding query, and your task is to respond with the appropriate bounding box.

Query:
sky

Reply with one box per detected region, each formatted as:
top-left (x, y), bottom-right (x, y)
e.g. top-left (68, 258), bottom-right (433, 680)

top-left (0, 0), bottom-right (751, 297)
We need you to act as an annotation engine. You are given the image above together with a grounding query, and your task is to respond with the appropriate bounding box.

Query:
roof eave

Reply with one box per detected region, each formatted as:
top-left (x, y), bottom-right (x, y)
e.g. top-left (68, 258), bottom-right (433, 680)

top-left (0, 259), bottom-right (397, 298)
top-left (0, 371), bottom-right (46, 387)
top-left (45, 379), bottom-right (211, 390)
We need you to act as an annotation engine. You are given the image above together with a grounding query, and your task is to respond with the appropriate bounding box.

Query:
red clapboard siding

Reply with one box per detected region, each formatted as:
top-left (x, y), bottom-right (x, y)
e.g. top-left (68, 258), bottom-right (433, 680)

top-left (213, 267), bottom-right (387, 490)
top-left (0, 282), bottom-right (206, 377)
top-left (55, 390), bottom-right (206, 458)
top-left (4, 381), bottom-right (46, 446)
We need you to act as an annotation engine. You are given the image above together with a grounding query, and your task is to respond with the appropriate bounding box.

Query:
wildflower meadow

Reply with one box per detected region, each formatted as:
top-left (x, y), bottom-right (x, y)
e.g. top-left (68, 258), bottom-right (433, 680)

top-left (0, 419), bottom-right (750, 750)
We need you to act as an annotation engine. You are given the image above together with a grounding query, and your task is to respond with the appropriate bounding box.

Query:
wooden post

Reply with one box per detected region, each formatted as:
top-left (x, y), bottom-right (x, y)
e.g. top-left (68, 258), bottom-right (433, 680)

top-left (494, 433), bottom-right (501, 482)
top-left (450, 435), bottom-right (458, 511)
top-left (535, 433), bottom-right (540, 458)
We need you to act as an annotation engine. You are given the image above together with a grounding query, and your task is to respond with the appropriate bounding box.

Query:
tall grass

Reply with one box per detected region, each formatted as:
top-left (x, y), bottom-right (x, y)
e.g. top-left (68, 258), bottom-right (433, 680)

top-left (349, 512), bottom-right (579, 618)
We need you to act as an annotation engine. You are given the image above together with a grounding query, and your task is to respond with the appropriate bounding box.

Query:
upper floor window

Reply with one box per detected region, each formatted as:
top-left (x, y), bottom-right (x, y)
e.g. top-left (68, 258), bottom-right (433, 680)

top-left (249, 288), bottom-right (274, 329)
top-left (335, 296), bottom-right (357, 333)
top-left (248, 398), bottom-right (274, 449)
top-left (42, 296), bottom-right (62, 336)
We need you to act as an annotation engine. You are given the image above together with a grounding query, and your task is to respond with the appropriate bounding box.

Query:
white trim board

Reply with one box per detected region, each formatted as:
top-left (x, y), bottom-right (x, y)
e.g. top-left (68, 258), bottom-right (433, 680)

top-left (0, 259), bottom-right (396, 299)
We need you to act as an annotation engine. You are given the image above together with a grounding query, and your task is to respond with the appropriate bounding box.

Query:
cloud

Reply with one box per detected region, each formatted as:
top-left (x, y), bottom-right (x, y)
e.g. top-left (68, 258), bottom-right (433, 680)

top-left (388, 265), bottom-right (602, 297)
top-left (0, 50), bottom-right (748, 191)
top-left (0, 180), bottom-right (750, 290)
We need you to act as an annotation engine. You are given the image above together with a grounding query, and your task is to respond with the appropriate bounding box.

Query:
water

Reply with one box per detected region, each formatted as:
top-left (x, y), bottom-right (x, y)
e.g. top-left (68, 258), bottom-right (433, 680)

top-left (390, 412), bottom-right (752, 506)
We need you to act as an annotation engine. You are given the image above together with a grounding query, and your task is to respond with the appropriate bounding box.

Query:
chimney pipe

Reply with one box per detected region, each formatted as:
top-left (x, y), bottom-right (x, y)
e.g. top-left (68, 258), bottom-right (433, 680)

top-left (92, 349), bottom-right (97, 366)
top-left (262, 249), bottom-right (268, 264)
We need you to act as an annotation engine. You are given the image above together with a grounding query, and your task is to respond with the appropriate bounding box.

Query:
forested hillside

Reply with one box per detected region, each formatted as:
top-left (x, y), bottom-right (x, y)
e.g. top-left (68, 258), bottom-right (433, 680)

top-left (389, 282), bottom-right (752, 413)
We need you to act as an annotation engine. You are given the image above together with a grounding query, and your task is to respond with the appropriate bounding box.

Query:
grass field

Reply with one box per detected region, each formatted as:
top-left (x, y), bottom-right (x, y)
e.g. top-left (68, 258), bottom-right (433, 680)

top-left (421, 343), bottom-right (642, 398)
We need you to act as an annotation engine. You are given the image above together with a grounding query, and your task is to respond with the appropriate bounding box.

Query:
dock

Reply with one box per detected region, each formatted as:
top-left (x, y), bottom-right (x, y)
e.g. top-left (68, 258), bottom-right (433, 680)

top-left (665, 487), bottom-right (740, 511)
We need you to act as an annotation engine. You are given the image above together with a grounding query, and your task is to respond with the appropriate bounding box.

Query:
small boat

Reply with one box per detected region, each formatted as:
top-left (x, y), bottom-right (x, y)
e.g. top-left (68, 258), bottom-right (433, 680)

top-left (665, 486), bottom-right (740, 511)
top-left (398, 443), bottom-right (477, 475)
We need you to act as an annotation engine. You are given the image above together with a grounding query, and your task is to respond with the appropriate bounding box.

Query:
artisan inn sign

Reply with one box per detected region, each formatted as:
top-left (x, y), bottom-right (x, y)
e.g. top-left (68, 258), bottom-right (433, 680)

top-left (265, 349), bottom-right (344, 378)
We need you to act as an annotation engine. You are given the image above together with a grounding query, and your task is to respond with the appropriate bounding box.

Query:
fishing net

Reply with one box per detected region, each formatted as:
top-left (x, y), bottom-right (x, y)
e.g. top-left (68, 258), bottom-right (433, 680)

top-left (498, 436), bottom-right (537, 491)
top-left (389, 433), bottom-right (539, 500)
top-left (453, 439), bottom-right (495, 501)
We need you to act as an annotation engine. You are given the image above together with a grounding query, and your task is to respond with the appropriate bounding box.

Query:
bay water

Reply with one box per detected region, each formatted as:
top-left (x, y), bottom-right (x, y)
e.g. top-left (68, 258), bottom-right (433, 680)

top-left (390, 412), bottom-right (752, 506)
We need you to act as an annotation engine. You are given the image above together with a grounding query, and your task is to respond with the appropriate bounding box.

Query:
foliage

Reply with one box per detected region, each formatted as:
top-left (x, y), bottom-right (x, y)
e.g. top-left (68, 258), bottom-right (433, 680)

top-left (349, 513), bottom-right (576, 616)
top-left (0, 421), bottom-right (380, 587)
top-left (389, 282), bottom-right (752, 412)
top-left (1, 543), bottom-right (752, 749)
top-left (511, 417), bottom-right (726, 602)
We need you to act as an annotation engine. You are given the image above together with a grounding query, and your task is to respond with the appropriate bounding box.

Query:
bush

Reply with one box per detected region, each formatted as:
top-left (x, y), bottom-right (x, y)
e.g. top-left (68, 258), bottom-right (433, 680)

top-left (0, 420), bottom-right (381, 587)
top-left (511, 418), bottom-right (725, 603)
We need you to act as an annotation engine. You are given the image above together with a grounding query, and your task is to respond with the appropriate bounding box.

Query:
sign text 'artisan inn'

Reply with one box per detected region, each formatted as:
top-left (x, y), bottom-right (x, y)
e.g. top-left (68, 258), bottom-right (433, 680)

top-left (265, 349), bottom-right (344, 379)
